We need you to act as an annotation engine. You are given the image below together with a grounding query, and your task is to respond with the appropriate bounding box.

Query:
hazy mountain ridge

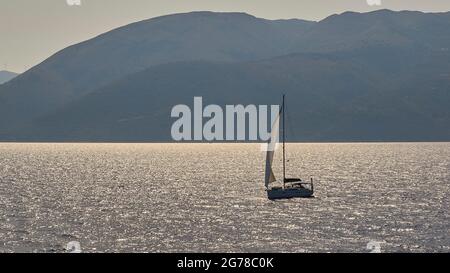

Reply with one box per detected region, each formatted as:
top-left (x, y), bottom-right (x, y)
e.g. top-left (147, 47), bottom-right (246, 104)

top-left (21, 47), bottom-right (447, 141)
top-left (0, 11), bottom-right (314, 127)
top-left (297, 10), bottom-right (450, 52)
top-left (0, 10), bottom-right (450, 141)
top-left (0, 71), bottom-right (18, 85)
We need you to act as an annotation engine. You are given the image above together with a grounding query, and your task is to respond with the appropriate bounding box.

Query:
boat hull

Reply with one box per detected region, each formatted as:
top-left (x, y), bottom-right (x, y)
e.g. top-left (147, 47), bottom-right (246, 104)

top-left (267, 187), bottom-right (313, 200)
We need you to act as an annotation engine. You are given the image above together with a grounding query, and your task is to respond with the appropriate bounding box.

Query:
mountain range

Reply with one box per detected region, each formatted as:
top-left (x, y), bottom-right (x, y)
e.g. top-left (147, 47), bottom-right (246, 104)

top-left (0, 10), bottom-right (449, 141)
top-left (0, 71), bottom-right (18, 85)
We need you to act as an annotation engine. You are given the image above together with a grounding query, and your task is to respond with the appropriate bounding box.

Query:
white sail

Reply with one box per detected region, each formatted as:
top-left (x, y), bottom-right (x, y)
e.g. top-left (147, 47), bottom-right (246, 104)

top-left (264, 110), bottom-right (281, 188)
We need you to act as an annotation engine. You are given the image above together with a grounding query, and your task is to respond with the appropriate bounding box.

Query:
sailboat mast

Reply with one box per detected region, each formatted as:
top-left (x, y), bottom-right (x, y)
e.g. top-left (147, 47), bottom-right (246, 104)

top-left (282, 94), bottom-right (286, 187)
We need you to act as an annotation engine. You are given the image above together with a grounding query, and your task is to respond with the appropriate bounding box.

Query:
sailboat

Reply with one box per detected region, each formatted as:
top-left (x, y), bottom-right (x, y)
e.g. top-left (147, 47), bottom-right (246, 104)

top-left (264, 95), bottom-right (314, 200)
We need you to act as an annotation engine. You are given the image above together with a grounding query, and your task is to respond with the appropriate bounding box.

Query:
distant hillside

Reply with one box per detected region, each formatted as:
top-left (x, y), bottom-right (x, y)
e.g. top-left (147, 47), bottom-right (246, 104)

top-left (0, 10), bottom-right (449, 141)
top-left (297, 10), bottom-right (450, 52)
top-left (27, 48), bottom-right (450, 142)
top-left (0, 71), bottom-right (18, 84)
top-left (0, 12), bottom-right (313, 126)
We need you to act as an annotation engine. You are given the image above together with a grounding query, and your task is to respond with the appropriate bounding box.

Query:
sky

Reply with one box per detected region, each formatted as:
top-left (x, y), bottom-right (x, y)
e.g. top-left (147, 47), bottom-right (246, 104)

top-left (1, 0), bottom-right (450, 73)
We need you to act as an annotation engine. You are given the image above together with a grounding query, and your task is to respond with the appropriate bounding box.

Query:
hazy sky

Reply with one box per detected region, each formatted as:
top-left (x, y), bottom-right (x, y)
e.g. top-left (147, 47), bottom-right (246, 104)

top-left (1, 0), bottom-right (450, 73)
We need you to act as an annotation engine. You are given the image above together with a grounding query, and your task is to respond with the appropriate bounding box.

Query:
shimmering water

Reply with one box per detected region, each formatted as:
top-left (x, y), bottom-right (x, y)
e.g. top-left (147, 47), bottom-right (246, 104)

top-left (0, 143), bottom-right (448, 253)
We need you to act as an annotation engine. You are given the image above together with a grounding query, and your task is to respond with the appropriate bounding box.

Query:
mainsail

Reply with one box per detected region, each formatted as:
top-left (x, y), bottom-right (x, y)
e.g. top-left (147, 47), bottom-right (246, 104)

top-left (264, 108), bottom-right (281, 188)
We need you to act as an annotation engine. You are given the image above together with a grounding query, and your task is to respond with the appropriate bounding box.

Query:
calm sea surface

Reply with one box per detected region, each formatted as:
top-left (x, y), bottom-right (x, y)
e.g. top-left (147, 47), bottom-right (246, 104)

top-left (0, 143), bottom-right (448, 253)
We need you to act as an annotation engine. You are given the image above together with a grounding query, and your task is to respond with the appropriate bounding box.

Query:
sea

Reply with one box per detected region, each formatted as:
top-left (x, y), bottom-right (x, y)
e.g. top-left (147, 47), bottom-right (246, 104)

top-left (0, 143), bottom-right (448, 253)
